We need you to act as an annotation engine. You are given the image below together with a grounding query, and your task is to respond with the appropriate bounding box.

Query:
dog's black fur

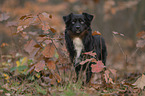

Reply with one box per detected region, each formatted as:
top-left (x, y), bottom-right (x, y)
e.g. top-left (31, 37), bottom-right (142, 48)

top-left (63, 13), bottom-right (107, 83)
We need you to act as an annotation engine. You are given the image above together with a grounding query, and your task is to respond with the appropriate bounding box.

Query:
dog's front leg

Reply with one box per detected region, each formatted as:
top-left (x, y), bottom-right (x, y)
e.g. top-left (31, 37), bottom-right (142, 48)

top-left (86, 63), bottom-right (92, 83)
top-left (75, 64), bottom-right (81, 82)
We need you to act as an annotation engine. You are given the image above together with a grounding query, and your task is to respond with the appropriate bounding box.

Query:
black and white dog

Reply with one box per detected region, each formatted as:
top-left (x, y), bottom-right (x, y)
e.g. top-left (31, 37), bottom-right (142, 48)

top-left (63, 13), bottom-right (107, 83)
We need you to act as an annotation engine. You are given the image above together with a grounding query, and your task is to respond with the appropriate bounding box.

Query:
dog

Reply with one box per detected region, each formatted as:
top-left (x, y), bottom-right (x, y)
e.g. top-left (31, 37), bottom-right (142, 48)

top-left (63, 13), bottom-right (107, 83)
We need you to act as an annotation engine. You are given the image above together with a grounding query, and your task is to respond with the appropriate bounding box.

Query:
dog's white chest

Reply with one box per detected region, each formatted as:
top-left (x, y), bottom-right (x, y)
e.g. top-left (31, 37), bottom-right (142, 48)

top-left (73, 37), bottom-right (84, 63)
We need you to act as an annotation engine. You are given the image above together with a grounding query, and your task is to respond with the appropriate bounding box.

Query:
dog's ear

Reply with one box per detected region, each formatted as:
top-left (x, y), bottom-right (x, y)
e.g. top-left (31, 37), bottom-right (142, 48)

top-left (82, 13), bottom-right (93, 22)
top-left (63, 13), bottom-right (73, 24)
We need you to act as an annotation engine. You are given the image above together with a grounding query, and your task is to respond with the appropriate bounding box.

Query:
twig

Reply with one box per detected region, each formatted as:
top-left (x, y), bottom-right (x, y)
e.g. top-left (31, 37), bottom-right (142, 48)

top-left (113, 34), bottom-right (127, 63)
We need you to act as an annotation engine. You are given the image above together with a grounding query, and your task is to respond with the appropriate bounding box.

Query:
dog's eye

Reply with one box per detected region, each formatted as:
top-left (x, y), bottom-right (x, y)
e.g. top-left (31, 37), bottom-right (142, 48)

top-left (72, 21), bottom-right (75, 24)
top-left (81, 21), bottom-right (84, 24)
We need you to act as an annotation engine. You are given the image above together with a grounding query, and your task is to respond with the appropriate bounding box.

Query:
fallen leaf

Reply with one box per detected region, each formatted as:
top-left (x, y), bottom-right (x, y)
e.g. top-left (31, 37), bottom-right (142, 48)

top-left (35, 60), bottom-right (45, 72)
top-left (91, 61), bottom-right (105, 73)
top-left (133, 74), bottom-right (145, 89)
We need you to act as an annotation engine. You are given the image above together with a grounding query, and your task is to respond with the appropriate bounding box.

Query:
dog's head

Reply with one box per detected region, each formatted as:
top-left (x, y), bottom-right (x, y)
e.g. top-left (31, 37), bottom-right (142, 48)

top-left (63, 13), bottom-right (93, 34)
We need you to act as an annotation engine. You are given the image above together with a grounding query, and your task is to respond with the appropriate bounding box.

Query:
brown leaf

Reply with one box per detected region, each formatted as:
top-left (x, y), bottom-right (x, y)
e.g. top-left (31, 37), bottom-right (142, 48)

top-left (104, 70), bottom-right (110, 83)
top-left (29, 48), bottom-right (40, 59)
top-left (19, 15), bottom-right (27, 20)
top-left (34, 43), bottom-right (43, 48)
top-left (104, 70), bottom-right (114, 84)
top-left (17, 26), bottom-right (23, 33)
top-left (83, 51), bottom-right (96, 57)
top-left (41, 43), bottom-right (55, 58)
top-left (42, 22), bottom-right (50, 32)
top-left (54, 73), bottom-right (61, 83)
top-left (92, 31), bottom-right (101, 36)
top-left (24, 40), bottom-right (36, 54)
top-left (39, 34), bottom-right (47, 37)
top-left (0, 13), bottom-right (10, 21)
top-left (24, 40), bottom-right (40, 58)
top-left (80, 58), bottom-right (93, 65)
top-left (6, 21), bottom-right (17, 27)
top-left (136, 31), bottom-right (145, 38)
top-left (132, 74), bottom-right (145, 89)
top-left (136, 40), bottom-right (145, 48)
top-left (42, 12), bottom-right (52, 19)
top-left (50, 27), bottom-right (56, 33)
top-left (49, 14), bottom-right (52, 19)
top-left (35, 60), bottom-right (45, 72)
top-left (1, 43), bottom-right (8, 47)
top-left (112, 31), bottom-right (124, 36)
top-left (46, 59), bottom-right (56, 70)
top-left (19, 14), bottom-right (33, 20)
top-left (57, 49), bottom-right (68, 64)
top-left (109, 68), bottom-right (117, 77)
top-left (91, 61), bottom-right (105, 73)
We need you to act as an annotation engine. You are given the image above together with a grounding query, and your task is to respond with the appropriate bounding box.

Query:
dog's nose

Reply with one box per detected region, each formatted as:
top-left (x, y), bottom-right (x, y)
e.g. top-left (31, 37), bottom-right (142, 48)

top-left (76, 26), bottom-right (80, 29)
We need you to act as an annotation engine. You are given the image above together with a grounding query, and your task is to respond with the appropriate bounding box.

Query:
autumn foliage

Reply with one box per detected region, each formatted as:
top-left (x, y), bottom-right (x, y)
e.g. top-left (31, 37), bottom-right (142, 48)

top-left (0, 0), bottom-right (145, 96)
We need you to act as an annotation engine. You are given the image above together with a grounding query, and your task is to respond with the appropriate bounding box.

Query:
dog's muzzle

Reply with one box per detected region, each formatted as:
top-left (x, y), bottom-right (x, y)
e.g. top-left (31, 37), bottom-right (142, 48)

top-left (76, 30), bottom-right (81, 33)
